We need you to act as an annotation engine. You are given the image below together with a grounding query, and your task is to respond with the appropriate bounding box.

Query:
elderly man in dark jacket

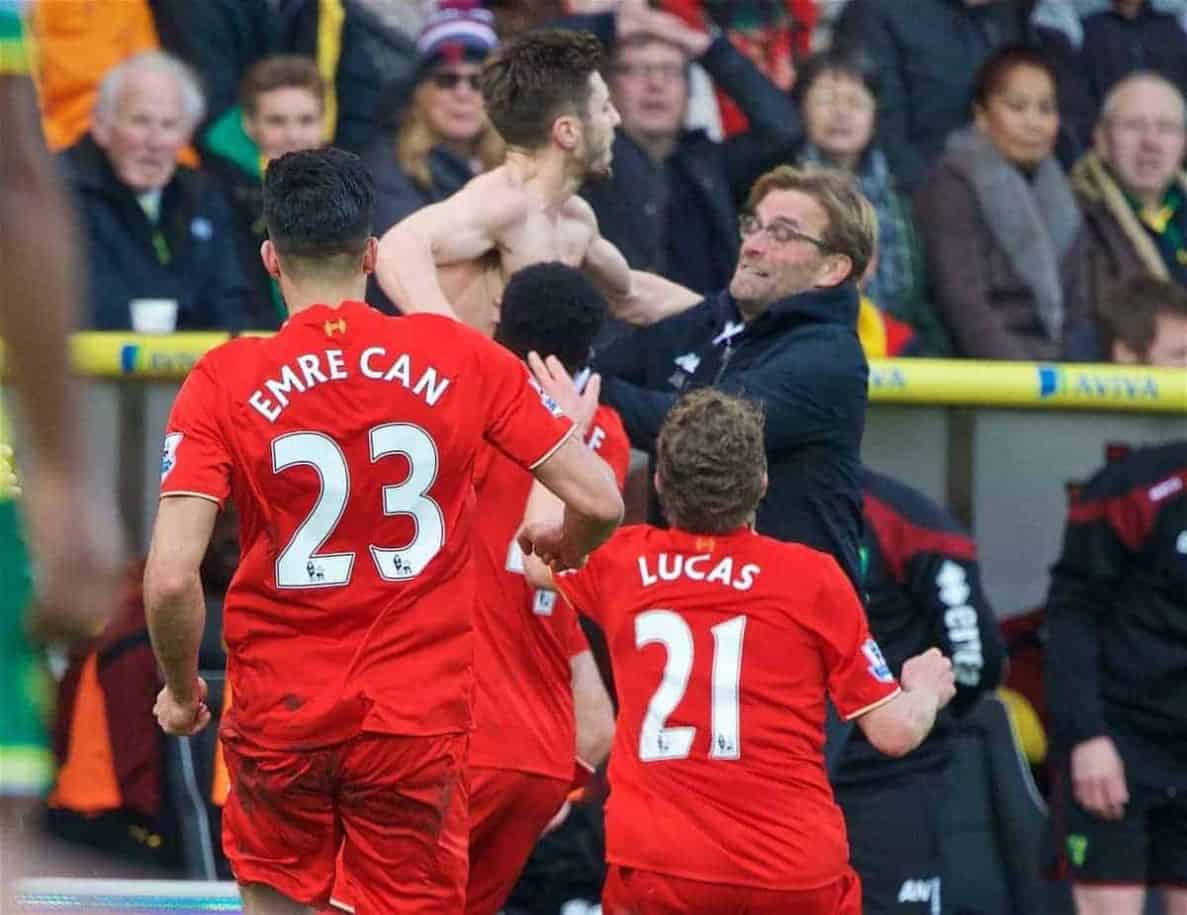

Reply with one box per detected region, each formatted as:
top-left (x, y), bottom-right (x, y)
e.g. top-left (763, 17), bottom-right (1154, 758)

top-left (562, 7), bottom-right (802, 298)
top-left (588, 165), bottom-right (874, 589)
top-left (62, 52), bottom-right (249, 332)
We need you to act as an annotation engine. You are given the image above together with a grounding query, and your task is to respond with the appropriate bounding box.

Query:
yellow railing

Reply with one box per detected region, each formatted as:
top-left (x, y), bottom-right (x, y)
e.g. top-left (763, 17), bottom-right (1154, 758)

top-left (1, 334), bottom-right (1185, 413)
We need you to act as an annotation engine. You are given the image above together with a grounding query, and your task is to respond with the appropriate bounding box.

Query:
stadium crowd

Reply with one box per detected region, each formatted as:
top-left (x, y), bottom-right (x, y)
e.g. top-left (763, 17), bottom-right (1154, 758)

top-left (14, 0), bottom-right (1187, 360)
top-left (1, 1), bottom-right (1186, 915)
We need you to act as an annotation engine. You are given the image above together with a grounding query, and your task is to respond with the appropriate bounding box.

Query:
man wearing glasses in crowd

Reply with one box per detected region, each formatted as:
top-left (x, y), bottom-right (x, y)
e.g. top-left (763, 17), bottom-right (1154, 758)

top-left (563, 164), bottom-right (876, 592)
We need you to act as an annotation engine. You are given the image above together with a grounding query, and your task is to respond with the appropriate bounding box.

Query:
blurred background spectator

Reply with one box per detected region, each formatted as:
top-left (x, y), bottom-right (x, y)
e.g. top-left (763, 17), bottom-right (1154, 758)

top-left (204, 56), bottom-right (328, 329)
top-left (576, 1), bottom-right (802, 299)
top-left (1071, 72), bottom-right (1187, 305)
top-left (658, 0), bottom-right (815, 136)
top-left (61, 52), bottom-right (249, 331)
top-left (361, 1), bottom-right (503, 242)
top-left (156, 0), bottom-right (416, 157)
top-left (44, 506), bottom-right (239, 879)
top-left (45, 560), bottom-right (180, 875)
top-left (834, 0), bottom-right (1028, 192)
top-left (28, 0), bottom-right (159, 152)
top-left (1032, 0), bottom-right (1187, 165)
top-left (789, 49), bottom-right (944, 353)
top-left (360, 0), bottom-right (503, 313)
top-left (915, 46), bottom-right (1092, 361)
top-left (1068, 0), bottom-right (1187, 148)
top-left (1097, 274), bottom-right (1187, 366)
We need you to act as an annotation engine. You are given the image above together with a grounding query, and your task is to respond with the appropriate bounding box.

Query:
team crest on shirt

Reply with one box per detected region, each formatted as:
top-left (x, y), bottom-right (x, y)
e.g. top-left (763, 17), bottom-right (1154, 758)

top-left (862, 638), bottom-right (894, 684)
top-left (160, 433), bottom-right (183, 481)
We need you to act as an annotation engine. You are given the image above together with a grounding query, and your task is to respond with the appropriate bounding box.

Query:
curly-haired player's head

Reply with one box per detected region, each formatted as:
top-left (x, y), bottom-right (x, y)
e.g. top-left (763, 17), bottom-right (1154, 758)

top-left (655, 390), bottom-right (768, 535)
top-left (496, 262), bottom-right (608, 373)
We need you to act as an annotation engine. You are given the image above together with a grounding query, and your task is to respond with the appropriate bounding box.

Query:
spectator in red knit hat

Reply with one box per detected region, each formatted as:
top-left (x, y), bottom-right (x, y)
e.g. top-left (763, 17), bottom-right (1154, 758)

top-left (361, 1), bottom-right (504, 244)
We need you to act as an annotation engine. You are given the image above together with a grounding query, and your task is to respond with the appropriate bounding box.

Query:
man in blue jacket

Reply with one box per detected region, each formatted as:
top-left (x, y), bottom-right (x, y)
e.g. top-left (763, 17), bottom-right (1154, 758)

top-left (590, 164), bottom-right (874, 588)
top-left (61, 52), bottom-right (250, 332)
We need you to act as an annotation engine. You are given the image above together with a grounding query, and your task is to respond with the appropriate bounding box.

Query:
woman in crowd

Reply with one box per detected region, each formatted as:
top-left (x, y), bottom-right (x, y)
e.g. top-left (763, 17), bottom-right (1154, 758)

top-left (916, 45), bottom-right (1093, 360)
top-left (793, 49), bottom-right (940, 353)
top-left (361, 0), bottom-right (504, 240)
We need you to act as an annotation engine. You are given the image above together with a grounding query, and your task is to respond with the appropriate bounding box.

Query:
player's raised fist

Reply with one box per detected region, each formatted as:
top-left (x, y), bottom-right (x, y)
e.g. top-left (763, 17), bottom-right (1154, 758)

top-left (900, 648), bottom-right (956, 709)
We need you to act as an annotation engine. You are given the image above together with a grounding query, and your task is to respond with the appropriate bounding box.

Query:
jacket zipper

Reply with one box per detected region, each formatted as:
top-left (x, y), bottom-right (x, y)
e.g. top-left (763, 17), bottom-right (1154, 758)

top-left (713, 343), bottom-right (736, 384)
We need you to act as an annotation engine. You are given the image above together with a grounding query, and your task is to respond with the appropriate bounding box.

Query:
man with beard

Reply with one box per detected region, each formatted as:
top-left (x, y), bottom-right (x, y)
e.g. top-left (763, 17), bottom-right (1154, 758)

top-left (375, 27), bottom-right (702, 336)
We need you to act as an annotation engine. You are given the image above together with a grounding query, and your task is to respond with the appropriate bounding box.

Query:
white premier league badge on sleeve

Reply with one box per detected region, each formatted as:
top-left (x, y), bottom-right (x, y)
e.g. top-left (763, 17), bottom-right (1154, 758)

top-left (528, 377), bottom-right (565, 418)
top-left (161, 433), bottom-right (183, 481)
top-left (862, 638), bottom-right (895, 683)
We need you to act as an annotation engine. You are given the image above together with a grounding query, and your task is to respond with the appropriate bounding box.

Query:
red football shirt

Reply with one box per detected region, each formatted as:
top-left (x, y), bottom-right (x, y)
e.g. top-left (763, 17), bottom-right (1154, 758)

top-left (553, 524), bottom-right (900, 891)
top-left (469, 405), bottom-right (631, 779)
top-left (159, 303), bottom-right (574, 751)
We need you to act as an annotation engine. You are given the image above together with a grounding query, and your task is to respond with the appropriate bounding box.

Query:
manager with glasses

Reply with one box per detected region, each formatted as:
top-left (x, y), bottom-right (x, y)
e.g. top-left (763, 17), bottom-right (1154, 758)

top-left (593, 164), bottom-right (876, 590)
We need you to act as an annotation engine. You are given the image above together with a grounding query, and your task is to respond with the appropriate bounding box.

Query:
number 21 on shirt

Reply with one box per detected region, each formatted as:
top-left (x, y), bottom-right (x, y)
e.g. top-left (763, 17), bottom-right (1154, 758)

top-left (636, 610), bottom-right (746, 763)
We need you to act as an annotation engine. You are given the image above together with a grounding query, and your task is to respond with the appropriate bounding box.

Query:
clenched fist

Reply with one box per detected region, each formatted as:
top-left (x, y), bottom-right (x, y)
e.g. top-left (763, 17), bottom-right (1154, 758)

top-left (900, 648), bottom-right (956, 710)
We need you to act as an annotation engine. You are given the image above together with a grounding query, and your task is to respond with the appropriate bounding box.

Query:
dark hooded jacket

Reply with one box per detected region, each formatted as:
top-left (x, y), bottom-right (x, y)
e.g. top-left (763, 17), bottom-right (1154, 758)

top-left (596, 283), bottom-right (868, 588)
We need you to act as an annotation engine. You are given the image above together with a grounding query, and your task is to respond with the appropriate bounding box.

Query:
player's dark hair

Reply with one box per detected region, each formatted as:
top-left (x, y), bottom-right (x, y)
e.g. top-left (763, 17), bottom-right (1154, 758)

top-left (496, 262), bottom-right (607, 374)
top-left (480, 29), bottom-right (604, 149)
top-left (656, 390), bottom-right (767, 535)
top-left (263, 148), bottom-right (374, 268)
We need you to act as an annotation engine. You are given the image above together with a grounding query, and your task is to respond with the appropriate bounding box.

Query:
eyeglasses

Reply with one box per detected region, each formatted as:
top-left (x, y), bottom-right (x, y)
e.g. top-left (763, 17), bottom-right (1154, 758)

top-left (1108, 117), bottom-right (1186, 140)
top-left (806, 90), bottom-right (875, 113)
top-left (613, 62), bottom-right (686, 82)
top-left (430, 71), bottom-right (481, 92)
top-left (738, 213), bottom-right (828, 248)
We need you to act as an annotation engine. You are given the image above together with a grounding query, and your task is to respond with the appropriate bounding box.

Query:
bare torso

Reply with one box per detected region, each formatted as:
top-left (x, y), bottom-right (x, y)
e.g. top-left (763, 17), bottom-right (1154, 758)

top-left (435, 166), bottom-right (598, 336)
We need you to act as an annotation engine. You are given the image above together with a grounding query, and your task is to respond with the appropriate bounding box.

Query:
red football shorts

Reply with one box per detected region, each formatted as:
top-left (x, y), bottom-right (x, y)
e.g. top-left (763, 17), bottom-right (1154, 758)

top-left (327, 765), bottom-right (569, 915)
top-left (465, 766), bottom-right (571, 915)
top-left (221, 731), bottom-right (468, 914)
top-left (602, 864), bottom-right (863, 915)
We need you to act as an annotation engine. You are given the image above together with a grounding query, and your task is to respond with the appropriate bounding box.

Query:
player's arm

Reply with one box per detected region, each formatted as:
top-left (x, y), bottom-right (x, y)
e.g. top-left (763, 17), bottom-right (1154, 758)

top-left (144, 495), bottom-right (218, 736)
top-left (577, 200), bottom-right (701, 325)
top-left (374, 174), bottom-right (525, 319)
top-left (0, 73), bottom-right (123, 640)
top-left (517, 355), bottom-right (623, 568)
top-left (855, 648), bottom-right (956, 758)
top-left (520, 435), bottom-right (622, 571)
top-left (0, 77), bottom-right (75, 478)
top-left (819, 554), bottom-right (955, 758)
top-left (572, 648), bottom-right (614, 769)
